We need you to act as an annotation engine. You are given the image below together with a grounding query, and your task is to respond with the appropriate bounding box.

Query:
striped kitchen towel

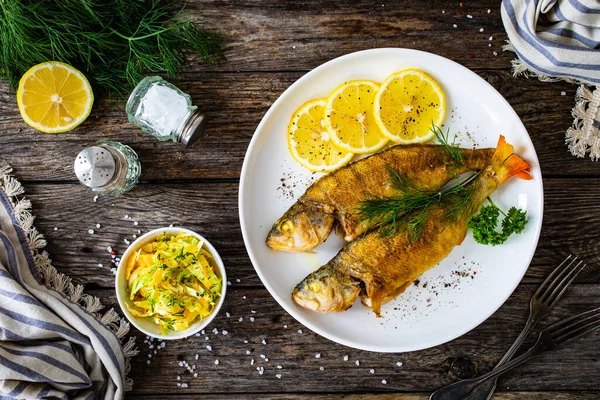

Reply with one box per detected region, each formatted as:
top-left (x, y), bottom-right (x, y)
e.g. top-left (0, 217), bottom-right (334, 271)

top-left (501, 0), bottom-right (600, 160)
top-left (0, 166), bottom-right (137, 400)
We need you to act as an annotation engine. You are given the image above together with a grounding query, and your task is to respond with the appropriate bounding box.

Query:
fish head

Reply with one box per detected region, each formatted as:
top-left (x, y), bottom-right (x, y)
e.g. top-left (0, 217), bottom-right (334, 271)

top-left (292, 265), bottom-right (361, 313)
top-left (266, 202), bottom-right (334, 252)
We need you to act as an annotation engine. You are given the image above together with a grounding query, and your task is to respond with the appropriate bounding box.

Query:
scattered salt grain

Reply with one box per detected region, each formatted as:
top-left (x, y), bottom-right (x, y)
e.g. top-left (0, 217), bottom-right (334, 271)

top-left (181, 383), bottom-right (188, 388)
top-left (489, 36), bottom-right (493, 41)
top-left (265, 358), bottom-right (269, 362)
top-left (292, 45), bottom-right (296, 49)
top-left (355, 360), bottom-right (360, 366)
top-left (343, 355), bottom-right (349, 361)
top-left (251, 359), bottom-right (255, 365)
top-left (177, 376), bottom-right (181, 381)
top-left (467, 14), bottom-right (473, 18)
top-left (214, 360), bottom-right (219, 365)
top-left (315, 353), bottom-right (321, 359)
top-left (97, 263), bottom-right (103, 268)
top-left (54, 227), bottom-right (58, 231)
top-left (396, 361), bottom-right (403, 367)
top-left (178, 362), bottom-right (183, 367)
top-left (93, 195), bottom-right (98, 202)
top-left (177, 383), bottom-right (181, 387)
top-left (227, 281), bottom-right (232, 286)
top-left (146, 360), bottom-right (151, 364)
top-left (95, 223), bottom-right (101, 228)
top-left (260, 354), bottom-right (266, 359)
top-left (246, 350), bottom-right (251, 355)
top-left (205, 337), bottom-right (209, 341)
top-left (225, 312), bottom-right (230, 318)
top-left (88, 229), bottom-right (95, 235)
top-left (133, 234), bottom-right (137, 239)
top-left (382, 379), bottom-right (387, 385)
top-left (193, 373), bottom-right (198, 378)
top-left (110, 268), bottom-right (117, 274)
top-left (453, 24), bottom-right (457, 28)
top-left (487, 9), bottom-right (491, 13)
top-left (124, 214), bottom-right (129, 219)
top-left (201, 330), bottom-right (205, 335)
top-left (277, 365), bottom-right (282, 369)
top-left (242, 296), bottom-right (246, 300)
top-left (370, 369), bottom-right (375, 374)
top-left (169, 224), bottom-right (174, 227)
top-left (262, 339), bottom-right (267, 345)
top-left (222, 330), bottom-right (228, 335)
top-left (212, 328), bottom-right (219, 334)
top-left (251, 310), bottom-right (256, 314)
top-left (133, 221), bottom-right (139, 226)
top-left (479, 28), bottom-right (484, 32)
top-left (137, 230), bottom-right (141, 234)
top-left (244, 340), bottom-right (249, 344)
top-left (124, 239), bottom-right (130, 245)
top-left (561, 91), bottom-right (566, 96)
top-left (319, 366), bottom-right (324, 371)
top-left (442, 10), bottom-right (445, 13)
top-left (276, 374), bottom-right (282, 379)
top-left (493, 51), bottom-right (498, 56)
top-left (488, 43), bottom-right (492, 47)
top-left (250, 317), bottom-right (255, 322)
top-left (239, 317), bottom-right (243, 322)
top-left (298, 329), bottom-right (303, 334)
top-left (195, 354), bottom-right (199, 360)
top-left (236, 279), bottom-right (241, 282)
top-left (206, 345), bottom-right (212, 351)
top-left (283, 325), bottom-right (288, 328)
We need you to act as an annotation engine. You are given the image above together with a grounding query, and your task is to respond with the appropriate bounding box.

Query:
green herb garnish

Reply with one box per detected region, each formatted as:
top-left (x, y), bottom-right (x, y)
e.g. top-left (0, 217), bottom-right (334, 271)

top-left (468, 199), bottom-right (528, 245)
top-left (0, 0), bottom-right (225, 97)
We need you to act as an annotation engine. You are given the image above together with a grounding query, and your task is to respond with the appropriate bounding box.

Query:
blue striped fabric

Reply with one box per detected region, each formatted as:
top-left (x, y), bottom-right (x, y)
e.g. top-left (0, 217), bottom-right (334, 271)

top-left (501, 0), bottom-right (600, 85)
top-left (0, 167), bottom-right (133, 400)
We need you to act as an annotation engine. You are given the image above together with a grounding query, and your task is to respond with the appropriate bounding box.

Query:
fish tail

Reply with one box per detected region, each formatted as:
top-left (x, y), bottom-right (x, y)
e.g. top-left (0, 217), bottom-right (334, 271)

top-left (491, 135), bottom-right (532, 183)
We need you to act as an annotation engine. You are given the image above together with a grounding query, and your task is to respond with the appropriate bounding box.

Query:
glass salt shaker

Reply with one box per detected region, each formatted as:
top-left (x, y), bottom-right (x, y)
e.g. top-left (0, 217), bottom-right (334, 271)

top-left (125, 76), bottom-right (207, 146)
top-left (74, 140), bottom-right (141, 196)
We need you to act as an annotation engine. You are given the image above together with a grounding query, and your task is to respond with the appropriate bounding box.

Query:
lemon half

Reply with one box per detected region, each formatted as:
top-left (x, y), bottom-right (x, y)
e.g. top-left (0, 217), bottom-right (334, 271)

top-left (17, 61), bottom-right (94, 134)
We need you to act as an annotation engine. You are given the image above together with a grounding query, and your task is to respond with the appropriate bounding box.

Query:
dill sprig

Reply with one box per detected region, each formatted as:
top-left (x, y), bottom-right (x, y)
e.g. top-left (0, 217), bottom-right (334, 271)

top-left (0, 0), bottom-right (225, 98)
top-left (356, 168), bottom-right (477, 238)
top-left (431, 123), bottom-right (468, 171)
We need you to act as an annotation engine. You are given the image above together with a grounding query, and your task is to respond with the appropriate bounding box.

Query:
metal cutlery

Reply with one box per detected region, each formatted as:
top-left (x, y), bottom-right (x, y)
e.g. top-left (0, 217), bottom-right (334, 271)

top-left (430, 255), bottom-right (586, 400)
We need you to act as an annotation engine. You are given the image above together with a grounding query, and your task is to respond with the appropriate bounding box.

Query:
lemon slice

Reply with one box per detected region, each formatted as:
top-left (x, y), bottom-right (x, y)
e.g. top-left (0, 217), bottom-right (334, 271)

top-left (17, 61), bottom-right (94, 134)
top-left (374, 69), bottom-right (446, 144)
top-left (324, 80), bottom-right (388, 154)
top-left (288, 99), bottom-right (354, 172)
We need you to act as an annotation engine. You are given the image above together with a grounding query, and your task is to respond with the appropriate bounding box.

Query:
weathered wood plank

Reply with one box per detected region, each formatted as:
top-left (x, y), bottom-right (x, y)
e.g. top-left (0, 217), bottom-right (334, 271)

top-left (128, 393), bottom-right (600, 399)
top-left (91, 284), bottom-right (600, 394)
top-left (0, 69), bottom-right (588, 181)
top-left (22, 178), bottom-right (600, 288)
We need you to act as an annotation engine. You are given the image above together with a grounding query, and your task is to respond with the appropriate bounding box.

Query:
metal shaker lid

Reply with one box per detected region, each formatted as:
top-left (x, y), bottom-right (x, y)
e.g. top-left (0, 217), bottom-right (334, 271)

top-left (179, 110), bottom-right (207, 146)
top-left (74, 146), bottom-right (116, 188)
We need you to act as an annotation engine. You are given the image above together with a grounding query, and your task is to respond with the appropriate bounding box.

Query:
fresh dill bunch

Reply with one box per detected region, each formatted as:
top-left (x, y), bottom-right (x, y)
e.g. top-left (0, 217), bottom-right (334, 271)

top-left (357, 167), bottom-right (478, 238)
top-left (0, 0), bottom-right (225, 98)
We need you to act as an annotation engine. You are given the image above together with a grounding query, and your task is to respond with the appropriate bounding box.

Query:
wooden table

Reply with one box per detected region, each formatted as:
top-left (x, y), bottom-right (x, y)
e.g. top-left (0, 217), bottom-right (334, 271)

top-left (1, 1), bottom-right (599, 399)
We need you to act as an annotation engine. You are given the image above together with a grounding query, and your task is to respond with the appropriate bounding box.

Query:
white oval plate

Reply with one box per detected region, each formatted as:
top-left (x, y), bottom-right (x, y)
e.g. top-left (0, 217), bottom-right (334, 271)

top-left (239, 49), bottom-right (543, 353)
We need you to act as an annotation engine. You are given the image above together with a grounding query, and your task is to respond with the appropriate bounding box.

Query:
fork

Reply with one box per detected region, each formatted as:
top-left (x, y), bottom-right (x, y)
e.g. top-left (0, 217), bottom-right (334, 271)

top-left (430, 255), bottom-right (586, 400)
top-left (430, 305), bottom-right (600, 400)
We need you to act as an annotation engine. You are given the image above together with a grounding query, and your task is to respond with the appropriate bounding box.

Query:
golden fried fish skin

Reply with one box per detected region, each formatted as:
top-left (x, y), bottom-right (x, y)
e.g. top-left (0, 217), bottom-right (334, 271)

top-left (292, 136), bottom-right (532, 316)
top-left (267, 145), bottom-right (495, 253)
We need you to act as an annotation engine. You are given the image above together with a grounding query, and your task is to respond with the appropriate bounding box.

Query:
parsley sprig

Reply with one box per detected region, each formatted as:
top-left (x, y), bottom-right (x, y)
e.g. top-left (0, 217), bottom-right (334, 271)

top-left (468, 198), bottom-right (528, 245)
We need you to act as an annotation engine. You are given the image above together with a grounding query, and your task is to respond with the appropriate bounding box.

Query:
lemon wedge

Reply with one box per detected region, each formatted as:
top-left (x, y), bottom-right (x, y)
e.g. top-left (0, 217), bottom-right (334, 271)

top-left (17, 61), bottom-right (94, 134)
top-left (373, 69), bottom-right (445, 144)
top-left (288, 99), bottom-right (354, 172)
top-left (324, 80), bottom-right (388, 154)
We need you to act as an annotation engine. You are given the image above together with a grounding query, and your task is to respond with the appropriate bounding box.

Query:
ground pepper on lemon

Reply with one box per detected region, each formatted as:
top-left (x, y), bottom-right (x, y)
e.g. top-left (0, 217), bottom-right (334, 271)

top-left (374, 69), bottom-right (446, 144)
top-left (17, 61), bottom-right (94, 134)
top-left (288, 99), bottom-right (354, 172)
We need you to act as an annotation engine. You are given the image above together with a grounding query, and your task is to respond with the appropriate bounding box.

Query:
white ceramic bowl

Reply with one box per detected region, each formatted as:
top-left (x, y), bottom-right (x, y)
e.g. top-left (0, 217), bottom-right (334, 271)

top-left (115, 227), bottom-right (227, 340)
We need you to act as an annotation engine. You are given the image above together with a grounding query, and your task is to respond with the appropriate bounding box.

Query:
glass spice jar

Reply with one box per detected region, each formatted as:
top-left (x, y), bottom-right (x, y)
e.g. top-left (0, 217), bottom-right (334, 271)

top-left (74, 140), bottom-right (141, 196)
top-left (125, 76), bottom-right (207, 146)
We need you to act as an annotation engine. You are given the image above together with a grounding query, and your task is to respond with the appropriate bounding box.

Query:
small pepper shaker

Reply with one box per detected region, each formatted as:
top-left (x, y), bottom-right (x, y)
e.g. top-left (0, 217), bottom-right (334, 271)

top-left (74, 140), bottom-right (141, 196)
top-left (125, 76), bottom-right (207, 146)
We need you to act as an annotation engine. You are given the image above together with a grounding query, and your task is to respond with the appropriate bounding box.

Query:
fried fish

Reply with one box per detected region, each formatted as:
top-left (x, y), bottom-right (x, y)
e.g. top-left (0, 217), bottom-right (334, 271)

top-left (266, 144), bottom-right (495, 252)
top-left (292, 136), bottom-right (532, 316)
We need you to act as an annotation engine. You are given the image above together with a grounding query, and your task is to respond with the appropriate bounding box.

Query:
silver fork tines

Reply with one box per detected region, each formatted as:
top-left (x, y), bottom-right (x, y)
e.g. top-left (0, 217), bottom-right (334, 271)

top-left (534, 255), bottom-right (586, 311)
top-left (545, 306), bottom-right (600, 347)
